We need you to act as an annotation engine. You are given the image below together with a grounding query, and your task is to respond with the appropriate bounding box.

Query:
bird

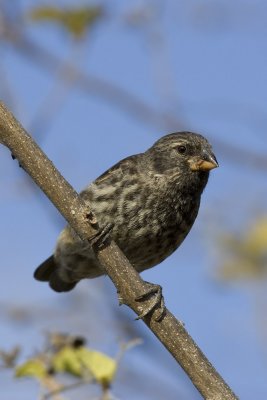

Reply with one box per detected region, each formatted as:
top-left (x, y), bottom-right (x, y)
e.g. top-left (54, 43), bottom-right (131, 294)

top-left (34, 131), bottom-right (218, 294)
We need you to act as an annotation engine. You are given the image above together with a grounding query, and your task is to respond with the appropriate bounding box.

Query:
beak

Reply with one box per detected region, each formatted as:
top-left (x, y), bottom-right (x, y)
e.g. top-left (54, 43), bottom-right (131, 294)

top-left (189, 149), bottom-right (219, 172)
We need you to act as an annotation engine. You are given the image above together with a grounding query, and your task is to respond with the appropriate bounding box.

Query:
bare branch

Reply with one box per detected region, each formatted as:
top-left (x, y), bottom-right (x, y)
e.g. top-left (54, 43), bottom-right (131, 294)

top-left (0, 102), bottom-right (238, 399)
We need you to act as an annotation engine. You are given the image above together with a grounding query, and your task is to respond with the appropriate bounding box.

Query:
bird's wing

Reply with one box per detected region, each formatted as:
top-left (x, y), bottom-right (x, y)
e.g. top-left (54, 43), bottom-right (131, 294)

top-left (79, 154), bottom-right (141, 204)
top-left (93, 154), bottom-right (140, 185)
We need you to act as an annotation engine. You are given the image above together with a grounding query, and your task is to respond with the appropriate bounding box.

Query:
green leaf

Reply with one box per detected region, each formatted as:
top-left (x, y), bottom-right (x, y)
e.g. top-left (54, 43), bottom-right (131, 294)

top-left (29, 6), bottom-right (103, 38)
top-left (15, 359), bottom-right (47, 379)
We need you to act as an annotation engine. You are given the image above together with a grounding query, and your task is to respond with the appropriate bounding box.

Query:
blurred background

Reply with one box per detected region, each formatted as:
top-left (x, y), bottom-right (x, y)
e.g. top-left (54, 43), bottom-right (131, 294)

top-left (0, 0), bottom-right (267, 399)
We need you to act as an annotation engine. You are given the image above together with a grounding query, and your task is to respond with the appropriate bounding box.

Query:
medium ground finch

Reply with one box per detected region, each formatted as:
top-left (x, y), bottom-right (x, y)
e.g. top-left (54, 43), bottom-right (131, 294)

top-left (34, 131), bottom-right (218, 293)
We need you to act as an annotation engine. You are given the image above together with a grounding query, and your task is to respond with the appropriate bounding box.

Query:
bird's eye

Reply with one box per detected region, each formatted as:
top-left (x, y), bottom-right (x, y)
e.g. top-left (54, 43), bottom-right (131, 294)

top-left (176, 145), bottom-right (187, 154)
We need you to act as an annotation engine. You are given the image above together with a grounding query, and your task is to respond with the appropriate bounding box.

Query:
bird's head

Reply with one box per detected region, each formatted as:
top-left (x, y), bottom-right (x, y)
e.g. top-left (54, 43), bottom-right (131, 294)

top-left (147, 131), bottom-right (218, 190)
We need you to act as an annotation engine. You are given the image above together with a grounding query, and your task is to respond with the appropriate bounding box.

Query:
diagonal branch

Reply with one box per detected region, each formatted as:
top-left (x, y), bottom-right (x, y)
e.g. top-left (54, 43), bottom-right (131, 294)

top-left (0, 102), bottom-right (238, 399)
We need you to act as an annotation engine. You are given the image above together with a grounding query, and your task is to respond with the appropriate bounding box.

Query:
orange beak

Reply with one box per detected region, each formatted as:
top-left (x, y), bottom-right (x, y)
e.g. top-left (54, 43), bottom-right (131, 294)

top-left (189, 150), bottom-right (219, 172)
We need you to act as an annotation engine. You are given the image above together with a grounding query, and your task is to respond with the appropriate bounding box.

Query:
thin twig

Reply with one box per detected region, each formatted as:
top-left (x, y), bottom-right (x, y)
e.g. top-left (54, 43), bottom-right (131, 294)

top-left (40, 376), bottom-right (66, 400)
top-left (43, 378), bottom-right (93, 400)
top-left (1, 23), bottom-right (267, 171)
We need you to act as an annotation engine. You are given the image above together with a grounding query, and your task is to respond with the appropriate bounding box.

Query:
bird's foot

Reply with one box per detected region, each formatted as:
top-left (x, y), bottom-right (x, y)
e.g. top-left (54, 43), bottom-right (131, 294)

top-left (135, 282), bottom-right (166, 322)
top-left (89, 223), bottom-right (113, 251)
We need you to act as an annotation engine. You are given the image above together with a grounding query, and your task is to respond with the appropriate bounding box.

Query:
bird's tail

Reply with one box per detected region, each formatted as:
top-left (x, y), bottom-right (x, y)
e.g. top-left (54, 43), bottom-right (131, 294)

top-left (34, 256), bottom-right (77, 292)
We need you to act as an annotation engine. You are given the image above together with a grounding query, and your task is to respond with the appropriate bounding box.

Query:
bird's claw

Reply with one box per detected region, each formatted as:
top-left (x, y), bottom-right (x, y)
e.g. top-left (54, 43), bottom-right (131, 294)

top-left (135, 282), bottom-right (166, 322)
top-left (89, 223), bottom-right (113, 251)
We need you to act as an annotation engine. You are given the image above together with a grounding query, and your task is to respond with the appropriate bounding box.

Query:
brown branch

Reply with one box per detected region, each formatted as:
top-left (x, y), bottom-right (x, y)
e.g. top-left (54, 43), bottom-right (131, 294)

top-left (0, 102), bottom-right (238, 399)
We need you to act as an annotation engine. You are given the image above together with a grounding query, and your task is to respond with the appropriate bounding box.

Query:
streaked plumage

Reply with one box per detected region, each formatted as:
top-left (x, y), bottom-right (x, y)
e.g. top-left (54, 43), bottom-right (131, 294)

top-left (34, 131), bottom-right (218, 292)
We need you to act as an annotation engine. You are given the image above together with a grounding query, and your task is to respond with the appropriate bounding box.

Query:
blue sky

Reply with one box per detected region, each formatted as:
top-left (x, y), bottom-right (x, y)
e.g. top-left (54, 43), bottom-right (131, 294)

top-left (1, 1), bottom-right (267, 399)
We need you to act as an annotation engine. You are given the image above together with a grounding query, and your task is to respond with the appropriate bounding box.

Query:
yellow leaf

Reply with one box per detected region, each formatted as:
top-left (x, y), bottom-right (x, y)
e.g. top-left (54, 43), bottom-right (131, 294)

top-left (15, 359), bottom-right (47, 379)
top-left (245, 217), bottom-right (267, 253)
top-left (52, 345), bottom-right (117, 384)
top-left (217, 216), bottom-right (267, 281)
top-left (30, 6), bottom-right (62, 21)
top-left (29, 6), bottom-right (103, 38)
top-left (52, 346), bottom-right (82, 377)
top-left (76, 348), bottom-right (117, 386)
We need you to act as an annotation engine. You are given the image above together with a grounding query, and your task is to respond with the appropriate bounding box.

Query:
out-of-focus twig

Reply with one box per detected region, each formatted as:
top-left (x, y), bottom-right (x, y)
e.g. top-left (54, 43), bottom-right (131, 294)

top-left (40, 376), bottom-right (66, 400)
top-left (43, 379), bottom-right (91, 400)
top-left (28, 40), bottom-right (86, 143)
top-left (1, 22), bottom-right (267, 170)
top-left (0, 346), bottom-right (20, 368)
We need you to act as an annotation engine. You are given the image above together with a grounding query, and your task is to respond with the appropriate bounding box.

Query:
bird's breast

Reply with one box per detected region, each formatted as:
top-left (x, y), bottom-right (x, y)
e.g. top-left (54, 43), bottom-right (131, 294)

top-left (113, 190), bottom-right (200, 271)
top-left (88, 174), bottom-right (201, 271)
